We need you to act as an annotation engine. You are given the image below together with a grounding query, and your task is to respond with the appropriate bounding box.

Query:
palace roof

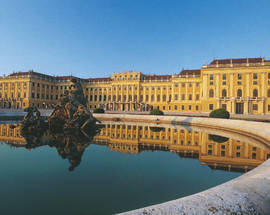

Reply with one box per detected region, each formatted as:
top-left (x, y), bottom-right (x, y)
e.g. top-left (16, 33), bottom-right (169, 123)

top-left (87, 77), bottom-right (111, 83)
top-left (209, 57), bottom-right (270, 65)
top-left (179, 69), bottom-right (201, 76)
top-left (144, 74), bottom-right (171, 81)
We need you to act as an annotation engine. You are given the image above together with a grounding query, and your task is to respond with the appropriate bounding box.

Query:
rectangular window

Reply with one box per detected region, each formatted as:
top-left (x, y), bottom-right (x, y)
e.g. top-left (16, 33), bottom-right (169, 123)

top-left (221, 104), bottom-right (227, 110)
top-left (222, 74), bottom-right (226, 80)
top-left (181, 94), bottom-right (185, 100)
top-left (268, 105), bottom-right (270, 112)
top-left (189, 94), bottom-right (192, 100)
top-left (182, 105), bottom-right (185, 110)
top-left (181, 83), bottom-right (185, 87)
top-left (222, 81), bottom-right (226, 85)
top-left (236, 152), bottom-right (241, 157)
top-left (189, 83), bottom-right (192, 87)
top-left (174, 105), bottom-right (177, 110)
top-left (253, 73), bottom-right (258, 79)
top-left (174, 94), bottom-right (178, 100)
top-left (210, 74), bottom-right (214, 80)
top-left (196, 105), bottom-right (199, 111)
top-left (221, 151), bottom-right (225, 157)
top-left (32, 93), bottom-right (35, 98)
top-left (188, 105), bottom-right (192, 110)
top-left (238, 74), bottom-right (242, 80)
top-left (196, 94), bottom-right (199, 100)
top-left (268, 73), bottom-right (270, 79)
top-left (253, 104), bottom-right (258, 111)
top-left (209, 104), bottom-right (214, 110)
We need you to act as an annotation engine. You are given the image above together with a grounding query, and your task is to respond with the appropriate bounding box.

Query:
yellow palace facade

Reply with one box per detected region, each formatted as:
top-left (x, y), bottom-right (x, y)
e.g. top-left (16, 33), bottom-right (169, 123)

top-left (1, 57), bottom-right (270, 115)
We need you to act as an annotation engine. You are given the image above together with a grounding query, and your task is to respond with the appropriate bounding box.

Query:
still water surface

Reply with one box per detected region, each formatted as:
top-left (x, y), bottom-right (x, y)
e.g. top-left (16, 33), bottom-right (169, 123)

top-left (0, 121), bottom-right (269, 215)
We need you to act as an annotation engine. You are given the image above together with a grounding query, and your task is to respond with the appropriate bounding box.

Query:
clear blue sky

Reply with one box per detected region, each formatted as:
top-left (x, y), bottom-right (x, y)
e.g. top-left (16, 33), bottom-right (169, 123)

top-left (0, 0), bottom-right (270, 78)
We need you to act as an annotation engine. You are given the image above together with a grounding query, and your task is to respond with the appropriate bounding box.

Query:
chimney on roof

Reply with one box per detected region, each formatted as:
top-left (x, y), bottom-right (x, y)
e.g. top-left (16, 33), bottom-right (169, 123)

top-left (216, 60), bottom-right (219, 68)
top-left (247, 58), bottom-right (249, 66)
top-left (230, 59), bottom-right (233, 67)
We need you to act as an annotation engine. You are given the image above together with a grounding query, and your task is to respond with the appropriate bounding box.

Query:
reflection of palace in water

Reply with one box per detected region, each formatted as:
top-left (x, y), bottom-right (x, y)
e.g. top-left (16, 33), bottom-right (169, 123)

top-left (1, 123), bottom-right (270, 172)
top-left (93, 123), bottom-right (270, 172)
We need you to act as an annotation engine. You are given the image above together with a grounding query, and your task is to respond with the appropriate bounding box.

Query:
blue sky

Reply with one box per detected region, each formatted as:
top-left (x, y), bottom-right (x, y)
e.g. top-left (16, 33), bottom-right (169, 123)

top-left (0, 0), bottom-right (270, 78)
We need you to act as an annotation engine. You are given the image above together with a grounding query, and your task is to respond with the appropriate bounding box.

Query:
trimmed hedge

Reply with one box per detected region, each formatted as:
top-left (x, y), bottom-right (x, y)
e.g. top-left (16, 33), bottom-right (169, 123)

top-left (208, 134), bottom-right (229, 143)
top-left (150, 127), bottom-right (165, 132)
top-left (93, 108), bottom-right (105, 113)
top-left (209, 108), bottom-right (230, 119)
top-left (150, 109), bottom-right (164, 115)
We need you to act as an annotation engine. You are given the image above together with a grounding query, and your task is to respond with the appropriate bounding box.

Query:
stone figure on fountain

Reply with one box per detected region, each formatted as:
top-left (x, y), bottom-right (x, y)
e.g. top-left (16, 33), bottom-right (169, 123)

top-left (48, 78), bottom-right (99, 135)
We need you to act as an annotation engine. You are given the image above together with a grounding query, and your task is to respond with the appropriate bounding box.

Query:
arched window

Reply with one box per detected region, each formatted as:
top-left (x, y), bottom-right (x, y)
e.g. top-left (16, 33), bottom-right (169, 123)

top-left (237, 89), bottom-right (242, 98)
top-left (222, 89), bottom-right (227, 98)
top-left (267, 89), bottom-right (270, 97)
top-left (209, 89), bottom-right (214, 98)
top-left (253, 89), bottom-right (258, 98)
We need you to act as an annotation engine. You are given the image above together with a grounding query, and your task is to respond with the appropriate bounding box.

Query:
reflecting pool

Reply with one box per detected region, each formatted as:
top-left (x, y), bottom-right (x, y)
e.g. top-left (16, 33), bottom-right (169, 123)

top-left (0, 121), bottom-right (269, 215)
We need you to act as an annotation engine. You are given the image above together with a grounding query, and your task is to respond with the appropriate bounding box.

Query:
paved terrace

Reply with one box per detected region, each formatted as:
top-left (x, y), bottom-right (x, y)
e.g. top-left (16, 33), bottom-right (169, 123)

top-left (1, 109), bottom-right (270, 121)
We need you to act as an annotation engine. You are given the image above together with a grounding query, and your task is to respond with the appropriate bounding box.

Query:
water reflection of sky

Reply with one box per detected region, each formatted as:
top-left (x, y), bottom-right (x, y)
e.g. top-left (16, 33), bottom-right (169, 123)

top-left (0, 121), bottom-right (269, 214)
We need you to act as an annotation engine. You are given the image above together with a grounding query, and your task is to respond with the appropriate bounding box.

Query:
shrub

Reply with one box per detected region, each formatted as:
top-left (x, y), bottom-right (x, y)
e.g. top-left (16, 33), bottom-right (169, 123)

top-left (150, 109), bottom-right (164, 115)
top-left (208, 134), bottom-right (229, 143)
top-left (93, 108), bottom-right (105, 113)
top-left (150, 127), bottom-right (165, 132)
top-left (209, 108), bottom-right (230, 119)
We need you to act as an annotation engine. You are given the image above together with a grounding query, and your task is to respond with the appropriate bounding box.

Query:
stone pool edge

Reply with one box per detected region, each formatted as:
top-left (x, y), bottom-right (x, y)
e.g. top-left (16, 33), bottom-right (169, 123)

top-left (93, 114), bottom-right (270, 215)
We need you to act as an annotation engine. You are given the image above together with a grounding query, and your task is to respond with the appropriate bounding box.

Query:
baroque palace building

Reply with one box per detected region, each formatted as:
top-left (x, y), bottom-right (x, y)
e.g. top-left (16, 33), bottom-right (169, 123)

top-left (1, 57), bottom-right (270, 114)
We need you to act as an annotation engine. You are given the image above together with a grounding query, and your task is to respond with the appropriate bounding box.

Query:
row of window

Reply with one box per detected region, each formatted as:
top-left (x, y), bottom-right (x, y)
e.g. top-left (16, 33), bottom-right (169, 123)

top-left (0, 92), bottom-right (27, 99)
top-left (209, 72), bottom-right (269, 81)
top-left (31, 93), bottom-right (58, 100)
top-left (208, 88), bottom-right (268, 98)
top-left (86, 94), bottom-right (200, 102)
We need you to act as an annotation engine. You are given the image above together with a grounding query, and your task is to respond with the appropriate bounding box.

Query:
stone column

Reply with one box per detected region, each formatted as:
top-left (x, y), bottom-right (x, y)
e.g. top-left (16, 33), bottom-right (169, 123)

top-left (231, 99), bottom-right (236, 114)
top-left (246, 73), bottom-right (250, 97)
top-left (202, 75), bottom-right (208, 98)
top-left (230, 74), bottom-right (234, 98)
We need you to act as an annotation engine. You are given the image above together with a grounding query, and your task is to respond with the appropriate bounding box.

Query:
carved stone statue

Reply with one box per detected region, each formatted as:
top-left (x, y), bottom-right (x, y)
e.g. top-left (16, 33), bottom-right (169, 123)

top-left (48, 78), bottom-right (99, 134)
top-left (20, 106), bottom-right (46, 137)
